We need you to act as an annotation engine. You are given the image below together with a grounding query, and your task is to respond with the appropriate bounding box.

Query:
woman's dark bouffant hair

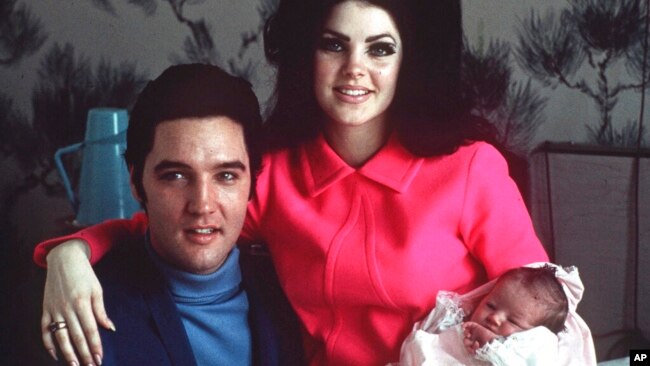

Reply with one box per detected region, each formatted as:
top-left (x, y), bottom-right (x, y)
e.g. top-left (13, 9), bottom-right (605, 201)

top-left (263, 0), bottom-right (494, 156)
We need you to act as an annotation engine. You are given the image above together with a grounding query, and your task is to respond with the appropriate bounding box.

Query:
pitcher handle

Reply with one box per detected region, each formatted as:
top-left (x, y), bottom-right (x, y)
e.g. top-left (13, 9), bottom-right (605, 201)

top-left (54, 142), bottom-right (84, 213)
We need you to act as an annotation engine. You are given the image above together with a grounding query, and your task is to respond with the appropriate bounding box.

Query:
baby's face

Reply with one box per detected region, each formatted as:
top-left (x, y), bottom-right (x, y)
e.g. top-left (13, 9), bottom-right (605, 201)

top-left (469, 279), bottom-right (546, 337)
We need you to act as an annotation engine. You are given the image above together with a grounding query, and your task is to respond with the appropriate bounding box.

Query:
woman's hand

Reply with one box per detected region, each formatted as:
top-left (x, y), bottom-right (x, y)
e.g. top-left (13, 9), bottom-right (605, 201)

top-left (41, 239), bottom-right (115, 366)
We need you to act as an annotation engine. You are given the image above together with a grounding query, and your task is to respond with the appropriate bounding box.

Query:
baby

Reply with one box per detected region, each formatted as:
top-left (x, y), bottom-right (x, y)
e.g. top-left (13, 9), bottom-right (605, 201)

top-left (462, 265), bottom-right (568, 357)
top-left (397, 264), bottom-right (573, 365)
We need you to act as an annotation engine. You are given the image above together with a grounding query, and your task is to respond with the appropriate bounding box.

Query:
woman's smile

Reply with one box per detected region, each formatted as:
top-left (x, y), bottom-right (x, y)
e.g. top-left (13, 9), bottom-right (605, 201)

top-left (334, 85), bottom-right (373, 103)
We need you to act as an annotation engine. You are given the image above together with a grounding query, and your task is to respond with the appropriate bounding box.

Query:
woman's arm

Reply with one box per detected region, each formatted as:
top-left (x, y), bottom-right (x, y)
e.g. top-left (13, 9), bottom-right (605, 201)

top-left (33, 212), bottom-right (148, 266)
top-left (34, 213), bottom-right (148, 365)
top-left (460, 143), bottom-right (548, 278)
top-left (41, 240), bottom-right (112, 366)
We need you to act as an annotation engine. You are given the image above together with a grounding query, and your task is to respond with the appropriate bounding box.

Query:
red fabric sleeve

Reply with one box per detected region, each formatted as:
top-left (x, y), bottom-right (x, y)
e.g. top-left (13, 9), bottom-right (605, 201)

top-left (459, 144), bottom-right (548, 279)
top-left (33, 212), bottom-right (149, 267)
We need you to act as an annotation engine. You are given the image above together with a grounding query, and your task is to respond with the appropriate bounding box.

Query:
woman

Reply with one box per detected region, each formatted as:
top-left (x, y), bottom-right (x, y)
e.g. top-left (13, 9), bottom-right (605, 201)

top-left (35, 0), bottom-right (548, 364)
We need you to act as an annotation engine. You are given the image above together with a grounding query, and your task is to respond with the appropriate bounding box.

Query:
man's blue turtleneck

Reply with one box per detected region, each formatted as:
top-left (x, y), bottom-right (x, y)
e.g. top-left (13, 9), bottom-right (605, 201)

top-left (145, 238), bottom-right (252, 365)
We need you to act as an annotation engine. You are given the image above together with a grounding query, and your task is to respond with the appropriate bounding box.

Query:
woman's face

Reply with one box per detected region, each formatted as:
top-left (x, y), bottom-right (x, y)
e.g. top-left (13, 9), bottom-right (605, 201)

top-left (313, 1), bottom-right (403, 130)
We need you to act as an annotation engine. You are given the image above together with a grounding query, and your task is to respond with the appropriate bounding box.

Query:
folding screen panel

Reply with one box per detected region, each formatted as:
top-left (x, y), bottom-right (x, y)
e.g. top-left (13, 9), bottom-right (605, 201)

top-left (529, 143), bottom-right (650, 361)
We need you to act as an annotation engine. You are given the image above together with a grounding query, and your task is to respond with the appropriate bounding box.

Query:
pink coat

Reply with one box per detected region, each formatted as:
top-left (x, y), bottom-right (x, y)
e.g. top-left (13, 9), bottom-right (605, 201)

top-left (242, 134), bottom-right (547, 365)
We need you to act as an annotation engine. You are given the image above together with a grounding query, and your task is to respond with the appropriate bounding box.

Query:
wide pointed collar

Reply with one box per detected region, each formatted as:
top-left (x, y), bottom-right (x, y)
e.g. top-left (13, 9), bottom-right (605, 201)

top-left (301, 133), bottom-right (423, 196)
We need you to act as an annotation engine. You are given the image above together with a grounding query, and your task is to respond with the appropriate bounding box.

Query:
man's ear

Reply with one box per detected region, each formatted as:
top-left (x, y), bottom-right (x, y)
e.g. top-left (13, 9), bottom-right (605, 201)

top-left (128, 166), bottom-right (143, 203)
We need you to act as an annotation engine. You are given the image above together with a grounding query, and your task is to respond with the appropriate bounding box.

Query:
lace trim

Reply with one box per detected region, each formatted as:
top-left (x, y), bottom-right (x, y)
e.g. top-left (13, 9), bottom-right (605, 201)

top-left (420, 291), bottom-right (467, 333)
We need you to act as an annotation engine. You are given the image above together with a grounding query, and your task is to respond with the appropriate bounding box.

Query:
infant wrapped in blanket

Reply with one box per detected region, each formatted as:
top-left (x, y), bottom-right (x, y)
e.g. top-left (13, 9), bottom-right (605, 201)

top-left (394, 263), bottom-right (596, 366)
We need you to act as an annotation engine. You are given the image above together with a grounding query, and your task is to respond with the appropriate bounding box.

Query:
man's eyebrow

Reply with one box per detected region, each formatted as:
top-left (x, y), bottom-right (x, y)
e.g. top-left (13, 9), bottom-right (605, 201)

top-left (219, 161), bottom-right (247, 171)
top-left (153, 160), bottom-right (190, 173)
top-left (321, 29), bottom-right (396, 44)
top-left (153, 160), bottom-right (247, 172)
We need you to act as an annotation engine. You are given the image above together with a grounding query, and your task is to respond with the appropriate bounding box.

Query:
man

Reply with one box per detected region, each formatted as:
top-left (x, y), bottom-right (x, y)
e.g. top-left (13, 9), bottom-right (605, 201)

top-left (43, 64), bottom-right (301, 365)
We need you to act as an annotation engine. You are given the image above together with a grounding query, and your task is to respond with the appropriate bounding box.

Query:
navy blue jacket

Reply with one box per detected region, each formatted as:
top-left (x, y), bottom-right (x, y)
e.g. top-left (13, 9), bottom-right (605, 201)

top-left (96, 237), bottom-right (303, 366)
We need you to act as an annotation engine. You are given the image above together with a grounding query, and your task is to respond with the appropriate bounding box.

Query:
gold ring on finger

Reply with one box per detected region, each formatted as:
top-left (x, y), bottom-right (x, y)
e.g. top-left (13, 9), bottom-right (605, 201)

top-left (48, 321), bottom-right (67, 334)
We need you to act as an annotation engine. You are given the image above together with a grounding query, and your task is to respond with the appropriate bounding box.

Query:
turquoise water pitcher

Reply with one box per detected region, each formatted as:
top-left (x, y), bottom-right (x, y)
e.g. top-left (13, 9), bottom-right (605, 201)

top-left (54, 108), bottom-right (141, 226)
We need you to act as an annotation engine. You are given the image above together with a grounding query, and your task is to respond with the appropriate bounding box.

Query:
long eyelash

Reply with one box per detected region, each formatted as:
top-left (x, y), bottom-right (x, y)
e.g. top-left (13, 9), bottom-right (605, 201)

top-left (378, 42), bottom-right (396, 51)
top-left (369, 42), bottom-right (397, 56)
top-left (319, 37), bottom-right (344, 51)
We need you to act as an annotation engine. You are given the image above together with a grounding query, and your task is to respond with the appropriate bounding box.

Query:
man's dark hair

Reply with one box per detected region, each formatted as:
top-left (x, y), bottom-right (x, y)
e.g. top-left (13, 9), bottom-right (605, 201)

top-left (124, 63), bottom-right (263, 204)
top-left (497, 265), bottom-right (569, 334)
